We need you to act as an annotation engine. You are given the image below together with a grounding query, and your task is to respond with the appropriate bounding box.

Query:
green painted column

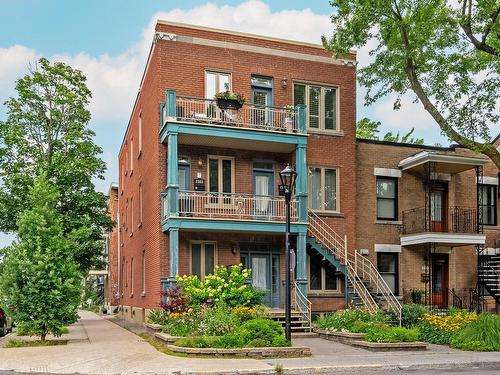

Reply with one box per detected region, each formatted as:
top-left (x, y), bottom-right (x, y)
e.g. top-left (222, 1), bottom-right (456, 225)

top-left (169, 227), bottom-right (179, 282)
top-left (167, 128), bottom-right (178, 217)
top-left (165, 89), bottom-right (176, 117)
top-left (295, 143), bottom-right (308, 222)
top-left (296, 232), bottom-right (307, 296)
top-left (296, 104), bottom-right (306, 133)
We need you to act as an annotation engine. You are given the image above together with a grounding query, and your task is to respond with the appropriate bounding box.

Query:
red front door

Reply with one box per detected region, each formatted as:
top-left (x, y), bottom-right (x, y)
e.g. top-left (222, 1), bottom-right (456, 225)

top-left (431, 184), bottom-right (448, 232)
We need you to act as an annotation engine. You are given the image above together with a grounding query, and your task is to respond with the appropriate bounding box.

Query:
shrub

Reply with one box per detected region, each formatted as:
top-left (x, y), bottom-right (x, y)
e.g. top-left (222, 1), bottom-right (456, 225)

top-left (236, 318), bottom-right (288, 347)
top-left (450, 314), bottom-right (500, 352)
top-left (350, 320), bottom-right (388, 333)
top-left (409, 289), bottom-right (424, 304)
top-left (316, 308), bottom-right (389, 331)
top-left (177, 264), bottom-right (264, 307)
top-left (418, 311), bottom-right (478, 344)
top-left (217, 333), bottom-right (246, 348)
top-left (195, 304), bottom-right (239, 336)
top-left (162, 311), bottom-right (199, 337)
top-left (175, 336), bottom-right (219, 348)
top-left (160, 285), bottom-right (188, 313)
top-left (231, 306), bottom-right (266, 322)
top-left (147, 309), bottom-right (168, 325)
top-left (401, 304), bottom-right (428, 328)
top-left (364, 326), bottom-right (420, 343)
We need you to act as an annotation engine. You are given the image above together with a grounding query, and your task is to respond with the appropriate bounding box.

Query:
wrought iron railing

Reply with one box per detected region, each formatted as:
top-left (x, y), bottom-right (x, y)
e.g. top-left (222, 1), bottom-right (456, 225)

top-left (162, 190), bottom-right (298, 222)
top-left (402, 206), bottom-right (477, 234)
top-left (168, 96), bottom-right (300, 133)
top-left (291, 282), bottom-right (312, 332)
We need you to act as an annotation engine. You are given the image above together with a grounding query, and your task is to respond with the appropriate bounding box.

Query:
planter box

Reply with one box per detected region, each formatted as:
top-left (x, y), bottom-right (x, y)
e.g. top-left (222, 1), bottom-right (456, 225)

top-left (216, 98), bottom-right (242, 110)
top-left (166, 344), bottom-right (311, 357)
top-left (315, 329), bottom-right (365, 344)
top-left (350, 340), bottom-right (427, 351)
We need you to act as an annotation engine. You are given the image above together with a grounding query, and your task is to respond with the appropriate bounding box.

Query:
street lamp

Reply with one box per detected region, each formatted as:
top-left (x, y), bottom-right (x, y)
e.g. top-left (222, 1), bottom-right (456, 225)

top-left (279, 163), bottom-right (297, 342)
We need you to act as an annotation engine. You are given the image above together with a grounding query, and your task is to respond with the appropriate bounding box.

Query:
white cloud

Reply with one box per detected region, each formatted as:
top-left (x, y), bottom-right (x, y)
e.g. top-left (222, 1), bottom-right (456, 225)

top-left (0, 45), bottom-right (39, 101)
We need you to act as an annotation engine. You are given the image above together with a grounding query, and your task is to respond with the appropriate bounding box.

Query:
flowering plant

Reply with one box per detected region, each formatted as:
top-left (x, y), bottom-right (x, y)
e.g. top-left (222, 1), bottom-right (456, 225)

top-left (418, 311), bottom-right (478, 344)
top-left (283, 105), bottom-right (295, 115)
top-left (214, 91), bottom-right (246, 105)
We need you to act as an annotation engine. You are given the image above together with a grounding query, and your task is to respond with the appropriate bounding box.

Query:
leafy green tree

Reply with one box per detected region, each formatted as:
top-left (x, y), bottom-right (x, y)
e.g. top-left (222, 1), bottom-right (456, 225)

top-left (324, 1), bottom-right (500, 168)
top-left (0, 174), bottom-right (81, 341)
top-left (356, 117), bottom-right (424, 144)
top-left (0, 58), bottom-right (113, 271)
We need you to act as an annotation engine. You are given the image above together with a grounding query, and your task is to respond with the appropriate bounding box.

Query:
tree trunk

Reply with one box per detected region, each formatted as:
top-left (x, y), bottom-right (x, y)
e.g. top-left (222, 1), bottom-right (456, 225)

top-left (41, 331), bottom-right (47, 342)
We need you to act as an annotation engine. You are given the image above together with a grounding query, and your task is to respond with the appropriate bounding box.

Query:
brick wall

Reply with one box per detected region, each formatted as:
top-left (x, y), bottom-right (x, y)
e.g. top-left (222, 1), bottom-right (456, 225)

top-left (106, 186), bottom-right (119, 307)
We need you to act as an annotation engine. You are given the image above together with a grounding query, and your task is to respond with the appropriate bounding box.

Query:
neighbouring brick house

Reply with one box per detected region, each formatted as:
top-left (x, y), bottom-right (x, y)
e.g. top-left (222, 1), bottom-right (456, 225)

top-left (109, 20), bottom-right (499, 324)
top-left (105, 183), bottom-right (119, 311)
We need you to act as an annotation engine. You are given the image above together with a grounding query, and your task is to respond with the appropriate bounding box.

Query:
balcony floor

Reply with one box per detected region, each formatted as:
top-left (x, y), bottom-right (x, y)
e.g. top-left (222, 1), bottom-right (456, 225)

top-left (400, 232), bottom-right (486, 247)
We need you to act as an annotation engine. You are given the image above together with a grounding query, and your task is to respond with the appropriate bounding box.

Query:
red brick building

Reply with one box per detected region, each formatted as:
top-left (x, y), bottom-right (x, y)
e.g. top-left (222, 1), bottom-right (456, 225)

top-left (110, 21), bottom-right (499, 324)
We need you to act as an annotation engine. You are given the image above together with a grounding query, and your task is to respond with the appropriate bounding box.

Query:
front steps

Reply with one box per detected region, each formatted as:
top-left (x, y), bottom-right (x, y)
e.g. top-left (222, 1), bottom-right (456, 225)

top-left (267, 309), bottom-right (312, 333)
top-left (479, 255), bottom-right (500, 305)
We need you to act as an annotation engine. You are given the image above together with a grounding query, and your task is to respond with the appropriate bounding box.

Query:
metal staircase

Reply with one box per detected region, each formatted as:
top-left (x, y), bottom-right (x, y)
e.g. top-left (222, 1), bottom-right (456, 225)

top-left (308, 211), bottom-right (402, 324)
top-left (479, 254), bottom-right (500, 304)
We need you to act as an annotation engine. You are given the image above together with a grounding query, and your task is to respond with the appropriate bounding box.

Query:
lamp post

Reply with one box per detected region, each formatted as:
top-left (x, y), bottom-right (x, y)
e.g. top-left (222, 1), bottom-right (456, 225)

top-left (279, 163), bottom-right (297, 342)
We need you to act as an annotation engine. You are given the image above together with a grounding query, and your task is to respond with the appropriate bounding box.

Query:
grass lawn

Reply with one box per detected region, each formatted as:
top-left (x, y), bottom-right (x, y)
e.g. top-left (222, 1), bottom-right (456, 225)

top-left (5, 339), bottom-right (68, 348)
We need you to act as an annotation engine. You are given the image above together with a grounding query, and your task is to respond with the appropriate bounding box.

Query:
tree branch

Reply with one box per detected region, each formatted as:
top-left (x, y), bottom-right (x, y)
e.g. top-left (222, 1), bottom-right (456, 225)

top-left (460, 0), bottom-right (499, 56)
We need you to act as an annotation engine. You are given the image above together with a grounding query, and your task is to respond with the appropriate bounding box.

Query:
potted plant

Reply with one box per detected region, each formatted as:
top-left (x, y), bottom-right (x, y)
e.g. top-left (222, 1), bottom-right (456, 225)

top-left (214, 90), bottom-right (246, 110)
top-left (282, 105), bottom-right (295, 132)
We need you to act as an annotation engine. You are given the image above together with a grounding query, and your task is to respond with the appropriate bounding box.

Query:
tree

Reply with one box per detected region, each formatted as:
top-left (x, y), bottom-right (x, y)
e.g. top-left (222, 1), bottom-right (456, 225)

top-left (356, 117), bottom-right (424, 144)
top-left (323, 1), bottom-right (500, 168)
top-left (0, 58), bottom-right (113, 271)
top-left (0, 174), bottom-right (81, 341)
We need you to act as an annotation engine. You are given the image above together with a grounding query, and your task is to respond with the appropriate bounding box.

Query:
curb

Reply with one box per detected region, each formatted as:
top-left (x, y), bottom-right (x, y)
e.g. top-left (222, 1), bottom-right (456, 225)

top-left (181, 360), bottom-right (500, 374)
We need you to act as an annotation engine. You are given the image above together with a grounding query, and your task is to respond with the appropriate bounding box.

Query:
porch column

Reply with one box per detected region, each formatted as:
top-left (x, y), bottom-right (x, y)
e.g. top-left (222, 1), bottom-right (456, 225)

top-left (295, 143), bottom-right (308, 222)
top-left (168, 227), bottom-right (179, 283)
top-left (167, 128), bottom-right (179, 216)
top-left (296, 232), bottom-right (307, 295)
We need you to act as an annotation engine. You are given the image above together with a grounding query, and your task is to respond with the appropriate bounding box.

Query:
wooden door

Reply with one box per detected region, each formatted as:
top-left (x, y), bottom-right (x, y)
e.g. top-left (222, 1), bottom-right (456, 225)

top-left (431, 184), bottom-right (448, 232)
top-left (432, 255), bottom-right (449, 308)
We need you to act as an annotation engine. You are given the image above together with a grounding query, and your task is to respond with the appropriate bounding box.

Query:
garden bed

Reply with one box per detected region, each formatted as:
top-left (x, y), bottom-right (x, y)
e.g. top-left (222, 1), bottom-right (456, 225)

top-left (166, 344), bottom-right (311, 357)
top-left (314, 329), bottom-right (365, 343)
top-left (350, 340), bottom-right (427, 351)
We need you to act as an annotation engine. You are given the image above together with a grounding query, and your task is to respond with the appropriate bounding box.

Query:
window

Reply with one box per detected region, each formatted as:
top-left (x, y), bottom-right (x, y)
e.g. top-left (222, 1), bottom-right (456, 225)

top-left (308, 252), bottom-right (339, 292)
top-left (130, 139), bottom-right (134, 174)
top-left (138, 182), bottom-right (143, 227)
top-left (138, 113), bottom-right (142, 156)
top-left (130, 197), bottom-right (134, 234)
top-left (294, 83), bottom-right (338, 131)
top-left (205, 71), bottom-right (231, 99)
top-left (377, 252), bottom-right (399, 295)
top-left (141, 250), bottom-right (146, 295)
top-left (376, 177), bottom-right (398, 220)
top-left (479, 184), bottom-right (497, 226)
top-left (309, 167), bottom-right (338, 212)
top-left (130, 257), bottom-right (134, 296)
top-left (120, 163), bottom-right (124, 193)
top-left (190, 242), bottom-right (216, 280)
top-left (208, 156), bottom-right (234, 193)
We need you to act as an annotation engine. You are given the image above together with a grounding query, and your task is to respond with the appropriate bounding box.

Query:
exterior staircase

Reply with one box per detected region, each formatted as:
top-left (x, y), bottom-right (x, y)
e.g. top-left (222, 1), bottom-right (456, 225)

top-left (479, 254), bottom-right (500, 304)
top-left (267, 308), bottom-right (312, 334)
top-left (307, 211), bottom-right (402, 324)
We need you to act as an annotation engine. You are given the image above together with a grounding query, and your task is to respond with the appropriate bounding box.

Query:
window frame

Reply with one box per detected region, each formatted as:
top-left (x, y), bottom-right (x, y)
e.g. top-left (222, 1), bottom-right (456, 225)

top-left (308, 166), bottom-right (340, 213)
top-left (376, 252), bottom-right (399, 295)
top-left (293, 81), bottom-right (340, 132)
top-left (138, 182), bottom-right (143, 228)
top-left (130, 257), bottom-right (134, 297)
top-left (138, 112), bottom-right (142, 158)
top-left (376, 176), bottom-right (398, 221)
top-left (205, 70), bottom-right (232, 99)
top-left (207, 155), bottom-right (235, 194)
top-left (189, 241), bottom-right (217, 280)
top-left (479, 184), bottom-right (497, 226)
top-left (141, 250), bottom-right (146, 296)
top-left (306, 254), bottom-right (341, 294)
top-left (130, 138), bottom-right (133, 175)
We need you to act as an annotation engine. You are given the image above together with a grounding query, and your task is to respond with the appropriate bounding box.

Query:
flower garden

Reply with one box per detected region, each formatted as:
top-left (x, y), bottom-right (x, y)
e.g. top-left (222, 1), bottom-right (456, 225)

top-left (316, 304), bottom-right (500, 351)
top-left (147, 264), bottom-right (289, 349)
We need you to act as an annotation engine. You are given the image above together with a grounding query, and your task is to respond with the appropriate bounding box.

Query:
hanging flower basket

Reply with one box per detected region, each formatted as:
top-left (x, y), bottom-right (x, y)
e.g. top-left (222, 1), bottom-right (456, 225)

top-left (214, 91), bottom-right (245, 110)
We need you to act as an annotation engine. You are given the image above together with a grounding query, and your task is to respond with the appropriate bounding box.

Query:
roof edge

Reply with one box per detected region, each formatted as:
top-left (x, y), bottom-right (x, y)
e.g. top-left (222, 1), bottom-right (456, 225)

top-left (356, 137), bottom-right (455, 151)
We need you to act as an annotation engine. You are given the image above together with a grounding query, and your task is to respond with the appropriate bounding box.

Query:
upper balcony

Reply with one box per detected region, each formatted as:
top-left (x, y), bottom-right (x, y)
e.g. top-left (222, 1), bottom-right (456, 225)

top-left (160, 90), bottom-right (307, 152)
top-left (401, 206), bottom-right (486, 246)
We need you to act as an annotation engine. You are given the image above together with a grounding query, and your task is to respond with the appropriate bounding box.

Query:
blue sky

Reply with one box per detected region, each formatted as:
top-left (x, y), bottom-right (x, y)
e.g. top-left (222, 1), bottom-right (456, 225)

top-left (0, 0), bottom-right (450, 247)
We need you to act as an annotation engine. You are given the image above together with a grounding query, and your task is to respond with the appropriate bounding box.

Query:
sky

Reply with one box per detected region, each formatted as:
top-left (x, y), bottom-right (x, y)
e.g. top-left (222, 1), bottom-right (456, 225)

top-left (0, 0), bottom-right (452, 247)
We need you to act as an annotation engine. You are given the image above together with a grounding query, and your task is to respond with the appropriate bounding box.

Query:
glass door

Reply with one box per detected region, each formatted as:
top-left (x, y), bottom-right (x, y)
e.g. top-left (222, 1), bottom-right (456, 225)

top-left (178, 163), bottom-right (191, 214)
top-left (254, 171), bottom-right (274, 218)
top-left (251, 88), bottom-right (271, 128)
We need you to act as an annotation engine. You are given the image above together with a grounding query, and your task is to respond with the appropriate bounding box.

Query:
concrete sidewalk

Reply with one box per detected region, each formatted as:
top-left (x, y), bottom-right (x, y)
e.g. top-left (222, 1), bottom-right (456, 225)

top-left (0, 311), bottom-right (498, 375)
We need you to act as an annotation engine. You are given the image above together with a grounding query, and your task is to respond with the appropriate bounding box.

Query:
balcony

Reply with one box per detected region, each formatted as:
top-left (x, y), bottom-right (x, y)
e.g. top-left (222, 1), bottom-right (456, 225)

top-left (401, 207), bottom-right (486, 246)
top-left (160, 90), bottom-right (307, 152)
top-left (161, 190), bottom-right (306, 233)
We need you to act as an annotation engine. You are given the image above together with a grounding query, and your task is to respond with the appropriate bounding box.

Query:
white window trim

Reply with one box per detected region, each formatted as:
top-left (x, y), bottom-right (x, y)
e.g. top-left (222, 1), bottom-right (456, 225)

top-left (138, 182), bottom-right (143, 227)
top-left (373, 168), bottom-right (402, 178)
top-left (308, 166), bottom-right (340, 213)
top-left (293, 81), bottom-right (340, 132)
top-left (374, 244), bottom-right (401, 253)
top-left (130, 257), bottom-right (134, 297)
top-left (141, 250), bottom-right (146, 296)
top-left (205, 70), bottom-right (232, 99)
top-left (189, 241), bottom-right (217, 280)
top-left (130, 138), bottom-right (134, 175)
top-left (306, 255), bottom-right (341, 294)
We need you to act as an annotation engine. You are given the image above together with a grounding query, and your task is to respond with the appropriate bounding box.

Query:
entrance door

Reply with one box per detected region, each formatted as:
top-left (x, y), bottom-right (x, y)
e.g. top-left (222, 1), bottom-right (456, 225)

top-left (253, 169), bottom-right (274, 218)
top-left (432, 254), bottom-right (449, 308)
top-left (178, 163), bottom-right (191, 214)
top-left (431, 184), bottom-right (448, 232)
top-left (252, 88), bottom-right (272, 128)
top-left (241, 246), bottom-right (280, 308)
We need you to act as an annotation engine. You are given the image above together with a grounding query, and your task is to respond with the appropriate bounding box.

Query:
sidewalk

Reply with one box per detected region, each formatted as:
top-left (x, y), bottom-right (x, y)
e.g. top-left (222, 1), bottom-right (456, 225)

top-left (0, 310), bottom-right (498, 375)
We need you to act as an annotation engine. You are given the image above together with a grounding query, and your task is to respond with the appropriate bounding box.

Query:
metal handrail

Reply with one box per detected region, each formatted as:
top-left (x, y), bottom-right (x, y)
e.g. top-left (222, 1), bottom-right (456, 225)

top-left (172, 96), bottom-right (299, 133)
top-left (292, 282), bottom-right (312, 332)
